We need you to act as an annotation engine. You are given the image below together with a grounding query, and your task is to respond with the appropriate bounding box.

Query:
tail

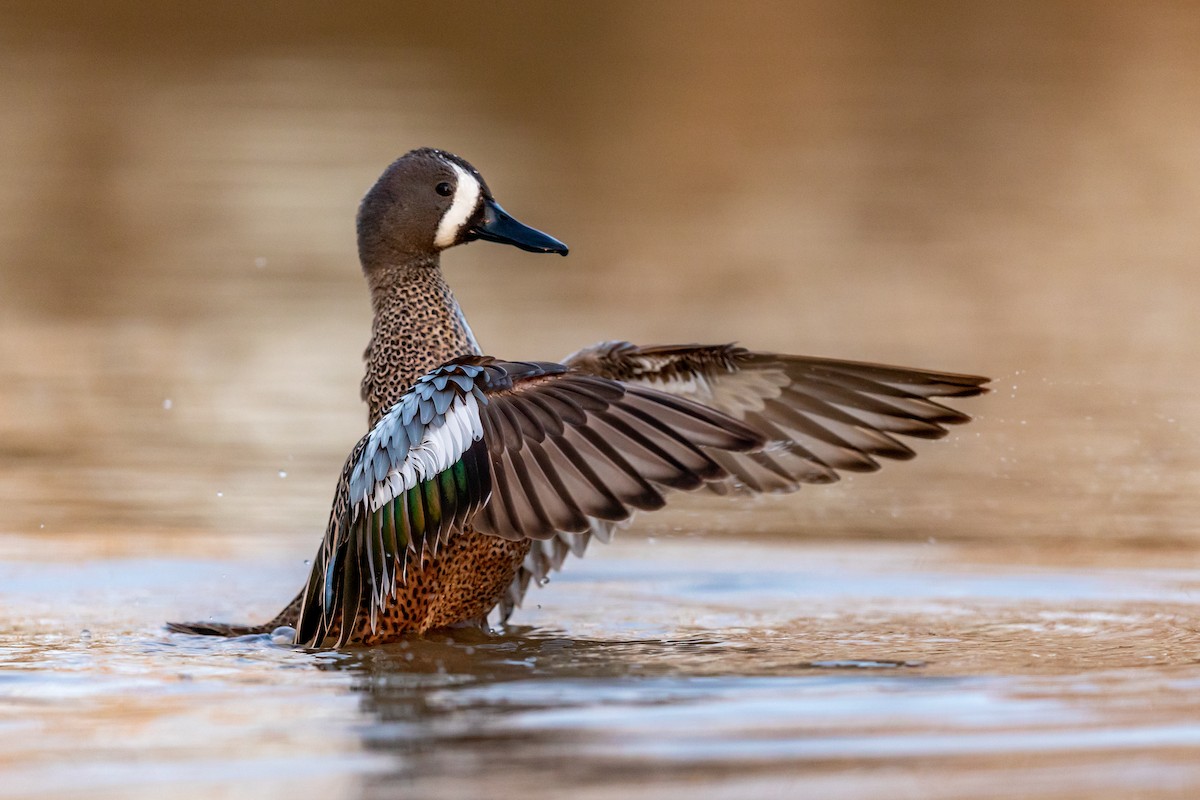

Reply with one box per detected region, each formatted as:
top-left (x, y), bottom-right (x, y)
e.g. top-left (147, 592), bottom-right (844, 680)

top-left (165, 620), bottom-right (278, 637)
top-left (166, 590), bottom-right (302, 638)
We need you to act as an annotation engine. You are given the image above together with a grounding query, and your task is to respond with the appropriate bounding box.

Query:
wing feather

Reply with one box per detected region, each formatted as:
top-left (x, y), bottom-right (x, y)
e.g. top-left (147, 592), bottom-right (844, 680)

top-left (492, 341), bottom-right (989, 622)
top-left (563, 342), bottom-right (987, 497)
top-left (471, 361), bottom-right (763, 540)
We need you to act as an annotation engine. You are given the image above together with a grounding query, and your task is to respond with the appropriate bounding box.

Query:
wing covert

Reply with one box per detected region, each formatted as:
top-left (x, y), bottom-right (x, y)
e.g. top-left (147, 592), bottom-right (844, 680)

top-left (297, 360), bottom-right (496, 646)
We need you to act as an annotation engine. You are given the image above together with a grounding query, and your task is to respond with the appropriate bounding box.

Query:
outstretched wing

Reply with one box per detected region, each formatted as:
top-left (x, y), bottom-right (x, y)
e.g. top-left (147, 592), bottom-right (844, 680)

top-left (296, 356), bottom-right (765, 646)
top-left (566, 341), bottom-right (988, 494)
top-left (497, 341), bottom-right (989, 620)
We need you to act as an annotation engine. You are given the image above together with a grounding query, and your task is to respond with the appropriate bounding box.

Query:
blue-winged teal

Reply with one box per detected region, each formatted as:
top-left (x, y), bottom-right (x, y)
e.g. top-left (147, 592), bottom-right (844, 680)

top-left (168, 148), bottom-right (988, 648)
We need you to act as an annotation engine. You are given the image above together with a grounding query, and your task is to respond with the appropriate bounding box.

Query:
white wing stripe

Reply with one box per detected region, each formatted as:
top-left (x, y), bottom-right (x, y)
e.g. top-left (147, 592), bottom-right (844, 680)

top-left (368, 393), bottom-right (483, 512)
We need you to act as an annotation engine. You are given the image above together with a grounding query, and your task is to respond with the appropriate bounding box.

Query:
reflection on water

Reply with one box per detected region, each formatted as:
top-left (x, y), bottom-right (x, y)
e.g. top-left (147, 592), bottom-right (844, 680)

top-left (4, 2), bottom-right (1200, 799)
top-left (7, 540), bottom-right (1200, 799)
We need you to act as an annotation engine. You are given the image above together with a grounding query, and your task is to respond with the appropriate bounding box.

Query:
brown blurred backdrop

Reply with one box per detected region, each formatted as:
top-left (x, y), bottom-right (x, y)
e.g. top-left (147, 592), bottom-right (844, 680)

top-left (2, 1), bottom-right (1199, 553)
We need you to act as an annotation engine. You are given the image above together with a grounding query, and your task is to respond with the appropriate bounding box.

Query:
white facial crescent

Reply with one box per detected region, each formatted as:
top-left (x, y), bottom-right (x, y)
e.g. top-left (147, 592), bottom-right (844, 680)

top-left (434, 162), bottom-right (482, 248)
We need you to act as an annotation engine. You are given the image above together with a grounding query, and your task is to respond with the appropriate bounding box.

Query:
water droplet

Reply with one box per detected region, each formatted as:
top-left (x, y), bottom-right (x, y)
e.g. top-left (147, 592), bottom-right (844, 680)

top-left (162, 398), bottom-right (173, 410)
top-left (254, 256), bottom-right (267, 269)
top-left (39, 523), bottom-right (44, 529)
top-left (278, 470), bottom-right (288, 479)
top-left (270, 626), bottom-right (297, 646)
top-left (216, 492), bottom-right (223, 498)
top-left (80, 629), bottom-right (91, 640)
top-left (537, 577), bottom-right (550, 587)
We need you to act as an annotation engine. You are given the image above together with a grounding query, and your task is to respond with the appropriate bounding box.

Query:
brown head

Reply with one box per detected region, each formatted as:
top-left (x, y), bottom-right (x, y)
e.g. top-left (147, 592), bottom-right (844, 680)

top-left (356, 147), bottom-right (568, 272)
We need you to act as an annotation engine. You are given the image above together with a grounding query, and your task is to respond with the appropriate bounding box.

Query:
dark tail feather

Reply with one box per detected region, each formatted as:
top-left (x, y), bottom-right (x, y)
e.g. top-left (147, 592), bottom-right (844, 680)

top-left (166, 590), bottom-right (303, 638)
top-left (165, 620), bottom-right (277, 637)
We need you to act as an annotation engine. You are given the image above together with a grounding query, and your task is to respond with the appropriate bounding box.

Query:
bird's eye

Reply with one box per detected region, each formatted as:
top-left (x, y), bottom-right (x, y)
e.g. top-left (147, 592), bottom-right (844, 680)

top-left (435, 182), bottom-right (453, 197)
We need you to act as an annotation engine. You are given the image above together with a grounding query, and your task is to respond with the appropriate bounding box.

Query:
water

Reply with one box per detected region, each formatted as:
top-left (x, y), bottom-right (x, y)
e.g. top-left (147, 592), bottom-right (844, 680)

top-left (4, 540), bottom-right (1200, 799)
top-left (3, 2), bottom-right (1200, 798)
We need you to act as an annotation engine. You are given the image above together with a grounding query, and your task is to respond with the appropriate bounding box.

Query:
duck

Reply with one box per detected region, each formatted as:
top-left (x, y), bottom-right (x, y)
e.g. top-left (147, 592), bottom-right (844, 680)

top-left (167, 147), bottom-right (988, 648)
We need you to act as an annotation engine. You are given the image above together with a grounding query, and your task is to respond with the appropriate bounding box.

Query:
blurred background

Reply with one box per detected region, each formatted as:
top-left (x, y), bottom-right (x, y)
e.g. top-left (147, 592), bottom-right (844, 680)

top-left (5, 4), bottom-right (1200, 799)
top-left (3, 1), bottom-right (1199, 555)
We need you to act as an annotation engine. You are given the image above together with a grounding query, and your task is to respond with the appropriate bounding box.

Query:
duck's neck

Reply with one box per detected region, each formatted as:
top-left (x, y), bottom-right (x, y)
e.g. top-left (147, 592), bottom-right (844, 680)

top-left (362, 260), bottom-right (481, 425)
